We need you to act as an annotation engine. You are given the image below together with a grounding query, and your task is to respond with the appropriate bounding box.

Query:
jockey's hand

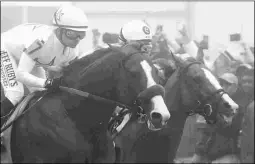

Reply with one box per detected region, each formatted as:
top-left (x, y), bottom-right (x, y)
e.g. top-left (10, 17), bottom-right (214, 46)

top-left (175, 23), bottom-right (192, 45)
top-left (44, 77), bottom-right (63, 90)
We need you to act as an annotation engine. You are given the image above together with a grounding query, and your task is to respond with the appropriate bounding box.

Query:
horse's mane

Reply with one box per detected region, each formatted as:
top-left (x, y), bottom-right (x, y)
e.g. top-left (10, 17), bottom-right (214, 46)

top-left (62, 46), bottom-right (132, 89)
top-left (63, 47), bottom-right (112, 76)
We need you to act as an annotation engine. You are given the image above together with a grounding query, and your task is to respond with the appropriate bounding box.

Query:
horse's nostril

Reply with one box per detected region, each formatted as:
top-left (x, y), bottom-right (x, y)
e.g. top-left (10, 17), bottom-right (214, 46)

top-left (150, 112), bottom-right (162, 122)
top-left (223, 102), bottom-right (231, 108)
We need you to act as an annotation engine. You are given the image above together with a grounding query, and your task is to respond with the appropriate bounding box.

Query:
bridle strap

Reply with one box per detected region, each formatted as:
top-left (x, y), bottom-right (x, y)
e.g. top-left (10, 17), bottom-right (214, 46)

top-left (178, 62), bottom-right (226, 117)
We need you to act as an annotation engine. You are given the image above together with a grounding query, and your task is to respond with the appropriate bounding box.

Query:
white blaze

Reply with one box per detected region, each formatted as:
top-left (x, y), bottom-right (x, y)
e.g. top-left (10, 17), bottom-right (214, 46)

top-left (140, 60), bottom-right (170, 124)
top-left (202, 68), bottom-right (222, 90)
top-left (201, 68), bottom-right (239, 111)
top-left (140, 60), bottom-right (156, 87)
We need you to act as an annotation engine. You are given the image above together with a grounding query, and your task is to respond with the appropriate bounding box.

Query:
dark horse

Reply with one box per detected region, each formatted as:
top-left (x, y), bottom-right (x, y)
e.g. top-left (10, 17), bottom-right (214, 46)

top-left (114, 54), bottom-right (239, 163)
top-left (8, 45), bottom-right (170, 163)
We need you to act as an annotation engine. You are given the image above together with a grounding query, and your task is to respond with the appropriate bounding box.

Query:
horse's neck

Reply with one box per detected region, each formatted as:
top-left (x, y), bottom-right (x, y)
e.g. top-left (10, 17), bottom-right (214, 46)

top-left (63, 48), bottom-right (113, 87)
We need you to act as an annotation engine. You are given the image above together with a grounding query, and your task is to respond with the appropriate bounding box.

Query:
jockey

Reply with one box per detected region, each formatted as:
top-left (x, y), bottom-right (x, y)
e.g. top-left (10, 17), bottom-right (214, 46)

top-left (1, 5), bottom-right (88, 124)
top-left (118, 20), bottom-right (153, 54)
top-left (79, 20), bottom-right (151, 60)
top-left (117, 20), bottom-right (199, 82)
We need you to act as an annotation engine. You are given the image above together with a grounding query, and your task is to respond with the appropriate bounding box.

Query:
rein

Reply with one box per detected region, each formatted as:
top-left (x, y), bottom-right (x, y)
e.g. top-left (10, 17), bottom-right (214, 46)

top-left (59, 86), bottom-right (132, 109)
top-left (0, 86), bottom-right (145, 137)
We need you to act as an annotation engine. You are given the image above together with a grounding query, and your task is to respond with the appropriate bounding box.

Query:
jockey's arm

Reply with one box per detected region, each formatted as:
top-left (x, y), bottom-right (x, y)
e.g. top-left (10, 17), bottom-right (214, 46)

top-left (16, 52), bottom-right (47, 88)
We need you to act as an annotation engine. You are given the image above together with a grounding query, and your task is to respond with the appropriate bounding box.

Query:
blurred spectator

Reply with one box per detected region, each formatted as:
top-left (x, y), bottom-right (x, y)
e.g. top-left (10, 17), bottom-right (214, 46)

top-left (174, 23), bottom-right (198, 58)
top-left (196, 35), bottom-right (209, 64)
top-left (151, 25), bottom-right (174, 60)
top-left (234, 64), bottom-right (254, 99)
top-left (219, 73), bottom-right (239, 95)
top-left (102, 32), bottom-right (119, 44)
top-left (250, 46), bottom-right (254, 55)
top-left (214, 51), bottom-right (241, 76)
top-left (151, 23), bottom-right (198, 61)
top-left (92, 28), bottom-right (101, 49)
top-left (240, 100), bottom-right (254, 163)
top-left (200, 36), bottom-right (209, 50)
top-left (235, 64), bottom-right (253, 79)
top-left (226, 40), bottom-right (254, 67)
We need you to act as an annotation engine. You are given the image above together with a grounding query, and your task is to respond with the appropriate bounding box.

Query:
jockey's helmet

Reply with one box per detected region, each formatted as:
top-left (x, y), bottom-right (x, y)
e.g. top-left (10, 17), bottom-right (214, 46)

top-left (119, 20), bottom-right (152, 53)
top-left (119, 20), bottom-right (152, 43)
top-left (52, 5), bottom-right (88, 32)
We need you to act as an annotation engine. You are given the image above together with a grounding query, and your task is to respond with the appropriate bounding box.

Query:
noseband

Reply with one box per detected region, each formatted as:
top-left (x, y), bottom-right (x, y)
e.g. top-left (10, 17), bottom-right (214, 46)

top-left (179, 61), bottom-right (226, 121)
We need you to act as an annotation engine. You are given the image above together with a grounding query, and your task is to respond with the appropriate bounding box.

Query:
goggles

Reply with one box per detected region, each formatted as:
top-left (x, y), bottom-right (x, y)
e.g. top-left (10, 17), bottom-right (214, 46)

top-left (64, 29), bottom-right (85, 40)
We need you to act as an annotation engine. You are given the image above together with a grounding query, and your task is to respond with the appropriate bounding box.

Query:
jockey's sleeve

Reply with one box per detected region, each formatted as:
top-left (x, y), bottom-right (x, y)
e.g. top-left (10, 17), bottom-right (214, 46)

top-left (16, 52), bottom-right (47, 88)
top-left (183, 41), bottom-right (198, 58)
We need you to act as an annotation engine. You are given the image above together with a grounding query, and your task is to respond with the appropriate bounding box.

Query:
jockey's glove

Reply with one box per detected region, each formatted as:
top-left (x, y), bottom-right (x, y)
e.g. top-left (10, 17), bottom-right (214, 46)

top-left (44, 77), bottom-right (63, 90)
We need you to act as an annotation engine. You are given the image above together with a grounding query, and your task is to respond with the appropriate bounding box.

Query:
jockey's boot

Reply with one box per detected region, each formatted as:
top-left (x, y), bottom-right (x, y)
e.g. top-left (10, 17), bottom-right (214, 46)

top-left (190, 154), bottom-right (210, 163)
top-left (1, 98), bottom-right (15, 127)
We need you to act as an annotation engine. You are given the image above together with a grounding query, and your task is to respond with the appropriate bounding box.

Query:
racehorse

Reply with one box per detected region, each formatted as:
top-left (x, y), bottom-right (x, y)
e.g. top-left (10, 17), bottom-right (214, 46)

top-left (114, 54), bottom-right (239, 163)
top-left (6, 45), bottom-right (170, 163)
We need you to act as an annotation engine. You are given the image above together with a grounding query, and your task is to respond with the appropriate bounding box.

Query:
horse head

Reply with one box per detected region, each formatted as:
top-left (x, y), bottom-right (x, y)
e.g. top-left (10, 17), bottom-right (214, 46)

top-left (165, 55), bottom-right (239, 127)
top-left (63, 45), bottom-right (170, 131)
top-left (112, 45), bottom-right (170, 130)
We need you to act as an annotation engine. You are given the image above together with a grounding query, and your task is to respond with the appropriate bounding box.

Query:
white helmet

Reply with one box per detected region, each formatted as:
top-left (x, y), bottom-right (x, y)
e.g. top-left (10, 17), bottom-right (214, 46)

top-left (52, 5), bottom-right (89, 32)
top-left (119, 20), bottom-right (152, 42)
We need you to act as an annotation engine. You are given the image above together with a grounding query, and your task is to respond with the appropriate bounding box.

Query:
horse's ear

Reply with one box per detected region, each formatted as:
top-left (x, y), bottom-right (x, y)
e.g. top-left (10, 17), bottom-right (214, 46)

top-left (172, 54), bottom-right (184, 67)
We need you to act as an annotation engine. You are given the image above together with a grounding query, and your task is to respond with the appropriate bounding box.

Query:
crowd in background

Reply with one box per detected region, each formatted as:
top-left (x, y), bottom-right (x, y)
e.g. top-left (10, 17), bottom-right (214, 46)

top-left (151, 25), bottom-right (254, 163)
top-left (1, 2), bottom-right (253, 163)
top-left (91, 24), bottom-right (254, 163)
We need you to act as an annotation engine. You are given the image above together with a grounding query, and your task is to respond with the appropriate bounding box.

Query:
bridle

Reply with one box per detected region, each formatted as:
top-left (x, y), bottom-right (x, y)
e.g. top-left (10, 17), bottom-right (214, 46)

top-left (178, 61), bottom-right (226, 123)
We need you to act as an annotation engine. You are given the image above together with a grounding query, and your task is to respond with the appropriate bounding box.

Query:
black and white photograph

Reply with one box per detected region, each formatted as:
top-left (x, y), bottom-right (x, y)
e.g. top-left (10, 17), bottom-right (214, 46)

top-left (1, 1), bottom-right (254, 163)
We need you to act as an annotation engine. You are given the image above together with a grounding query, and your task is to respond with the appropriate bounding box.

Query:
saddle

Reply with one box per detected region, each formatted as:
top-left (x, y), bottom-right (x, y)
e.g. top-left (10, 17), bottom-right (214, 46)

top-left (1, 92), bottom-right (38, 163)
